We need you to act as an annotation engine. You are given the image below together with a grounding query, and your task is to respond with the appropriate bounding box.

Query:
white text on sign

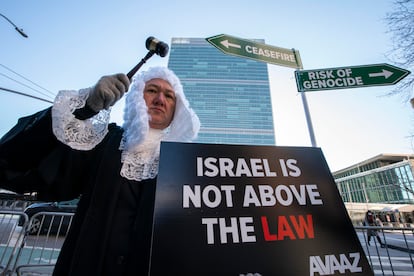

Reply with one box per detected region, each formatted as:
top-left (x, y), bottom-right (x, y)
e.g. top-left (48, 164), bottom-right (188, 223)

top-left (180, 156), bottom-right (324, 245)
top-left (303, 69), bottom-right (363, 90)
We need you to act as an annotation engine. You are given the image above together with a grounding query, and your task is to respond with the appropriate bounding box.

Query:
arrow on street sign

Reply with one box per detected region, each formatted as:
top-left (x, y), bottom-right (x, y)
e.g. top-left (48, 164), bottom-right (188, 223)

top-left (206, 34), bottom-right (302, 69)
top-left (295, 63), bottom-right (410, 92)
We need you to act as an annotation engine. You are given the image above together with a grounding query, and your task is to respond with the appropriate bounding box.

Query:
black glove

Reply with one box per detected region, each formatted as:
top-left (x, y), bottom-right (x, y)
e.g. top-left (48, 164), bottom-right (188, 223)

top-left (86, 73), bottom-right (130, 112)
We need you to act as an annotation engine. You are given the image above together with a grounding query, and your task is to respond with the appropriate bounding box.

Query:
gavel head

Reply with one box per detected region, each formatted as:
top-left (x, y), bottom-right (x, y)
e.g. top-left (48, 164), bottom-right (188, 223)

top-left (146, 36), bottom-right (169, 57)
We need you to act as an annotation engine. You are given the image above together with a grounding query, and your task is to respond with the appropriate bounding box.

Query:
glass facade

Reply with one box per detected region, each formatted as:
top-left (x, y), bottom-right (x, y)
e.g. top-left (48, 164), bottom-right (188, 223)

top-left (334, 156), bottom-right (414, 205)
top-left (168, 37), bottom-right (275, 145)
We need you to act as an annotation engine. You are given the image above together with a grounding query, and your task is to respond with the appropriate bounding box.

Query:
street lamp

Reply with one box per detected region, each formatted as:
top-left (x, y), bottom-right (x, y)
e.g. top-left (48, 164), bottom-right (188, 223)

top-left (0, 13), bottom-right (28, 38)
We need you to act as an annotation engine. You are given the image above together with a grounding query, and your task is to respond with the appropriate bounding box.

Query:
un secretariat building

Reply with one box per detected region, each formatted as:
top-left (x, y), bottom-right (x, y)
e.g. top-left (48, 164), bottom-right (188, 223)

top-left (168, 37), bottom-right (275, 146)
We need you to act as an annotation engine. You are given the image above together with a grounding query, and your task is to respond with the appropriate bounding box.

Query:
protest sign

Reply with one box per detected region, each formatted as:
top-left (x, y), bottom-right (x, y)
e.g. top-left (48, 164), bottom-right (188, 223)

top-left (149, 142), bottom-right (373, 276)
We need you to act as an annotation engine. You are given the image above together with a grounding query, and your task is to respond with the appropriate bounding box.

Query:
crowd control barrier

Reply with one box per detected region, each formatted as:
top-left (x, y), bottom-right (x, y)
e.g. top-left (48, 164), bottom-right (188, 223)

top-left (355, 225), bottom-right (414, 275)
top-left (0, 208), bottom-right (73, 276)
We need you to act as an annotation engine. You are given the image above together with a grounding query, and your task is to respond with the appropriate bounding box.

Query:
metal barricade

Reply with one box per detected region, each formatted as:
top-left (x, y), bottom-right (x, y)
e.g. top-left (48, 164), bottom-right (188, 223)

top-left (14, 212), bottom-right (74, 276)
top-left (0, 207), bottom-right (74, 276)
top-left (0, 211), bottom-right (28, 276)
top-left (355, 225), bottom-right (414, 275)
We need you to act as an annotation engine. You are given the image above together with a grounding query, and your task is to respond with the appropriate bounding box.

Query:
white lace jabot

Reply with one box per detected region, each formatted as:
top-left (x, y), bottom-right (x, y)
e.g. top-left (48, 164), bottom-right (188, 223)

top-left (119, 128), bottom-right (166, 181)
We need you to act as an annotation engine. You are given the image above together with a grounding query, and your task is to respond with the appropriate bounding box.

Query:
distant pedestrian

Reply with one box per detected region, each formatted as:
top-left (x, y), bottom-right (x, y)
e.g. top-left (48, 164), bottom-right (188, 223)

top-left (365, 211), bottom-right (385, 248)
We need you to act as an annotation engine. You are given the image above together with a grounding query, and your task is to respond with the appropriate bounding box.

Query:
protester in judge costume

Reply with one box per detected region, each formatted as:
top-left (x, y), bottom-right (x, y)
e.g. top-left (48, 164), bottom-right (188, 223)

top-left (0, 67), bottom-right (200, 275)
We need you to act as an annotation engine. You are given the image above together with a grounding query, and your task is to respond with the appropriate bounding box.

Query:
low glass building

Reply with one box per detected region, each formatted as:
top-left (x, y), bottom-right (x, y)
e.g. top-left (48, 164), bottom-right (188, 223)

top-left (332, 154), bottom-right (414, 225)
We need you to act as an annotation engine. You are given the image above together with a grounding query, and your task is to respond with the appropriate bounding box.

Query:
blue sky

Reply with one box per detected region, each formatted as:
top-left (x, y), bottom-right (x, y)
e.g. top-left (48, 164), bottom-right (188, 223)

top-left (1, 0), bottom-right (412, 172)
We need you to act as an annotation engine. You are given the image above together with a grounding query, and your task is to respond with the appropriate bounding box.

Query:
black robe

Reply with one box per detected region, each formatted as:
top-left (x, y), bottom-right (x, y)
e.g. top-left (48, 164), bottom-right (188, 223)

top-left (0, 108), bottom-right (156, 275)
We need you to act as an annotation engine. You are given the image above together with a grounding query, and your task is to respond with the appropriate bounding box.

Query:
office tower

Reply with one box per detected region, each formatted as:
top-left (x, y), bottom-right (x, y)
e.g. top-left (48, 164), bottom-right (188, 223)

top-left (168, 37), bottom-right (275, 145)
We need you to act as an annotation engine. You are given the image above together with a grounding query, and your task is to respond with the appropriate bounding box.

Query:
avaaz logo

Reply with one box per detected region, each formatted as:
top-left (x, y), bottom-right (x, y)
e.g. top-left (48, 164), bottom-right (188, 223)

top-left (309, 252), bottom-right (362, 275)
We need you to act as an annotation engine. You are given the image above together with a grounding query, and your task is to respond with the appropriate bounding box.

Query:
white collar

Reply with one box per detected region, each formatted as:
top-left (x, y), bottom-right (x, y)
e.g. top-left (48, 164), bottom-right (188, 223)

top-left (119, 128), bottom-right (166, 181)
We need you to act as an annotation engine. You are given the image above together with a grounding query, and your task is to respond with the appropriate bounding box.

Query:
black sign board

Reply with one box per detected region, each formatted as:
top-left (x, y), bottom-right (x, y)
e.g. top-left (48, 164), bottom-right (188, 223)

top-left (149, 142), bottom-right (373, 276)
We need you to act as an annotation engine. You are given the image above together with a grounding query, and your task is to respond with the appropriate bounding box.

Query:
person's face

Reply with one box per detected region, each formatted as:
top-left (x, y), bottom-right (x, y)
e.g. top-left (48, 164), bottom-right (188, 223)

top-left (143, 78), bottom-right (176, 129)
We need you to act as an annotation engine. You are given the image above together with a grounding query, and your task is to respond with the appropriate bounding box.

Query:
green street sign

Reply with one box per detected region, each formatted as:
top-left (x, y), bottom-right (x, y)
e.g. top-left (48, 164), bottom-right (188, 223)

top-left (206, 34), bottom-right (302, 69)
top-left (295, 63), bottom-right (410, 92)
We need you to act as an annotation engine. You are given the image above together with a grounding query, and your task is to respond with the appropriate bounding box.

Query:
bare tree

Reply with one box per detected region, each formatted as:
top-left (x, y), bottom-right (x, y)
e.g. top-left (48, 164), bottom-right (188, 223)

top-left (385, 0), bottom-right (414, 102)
